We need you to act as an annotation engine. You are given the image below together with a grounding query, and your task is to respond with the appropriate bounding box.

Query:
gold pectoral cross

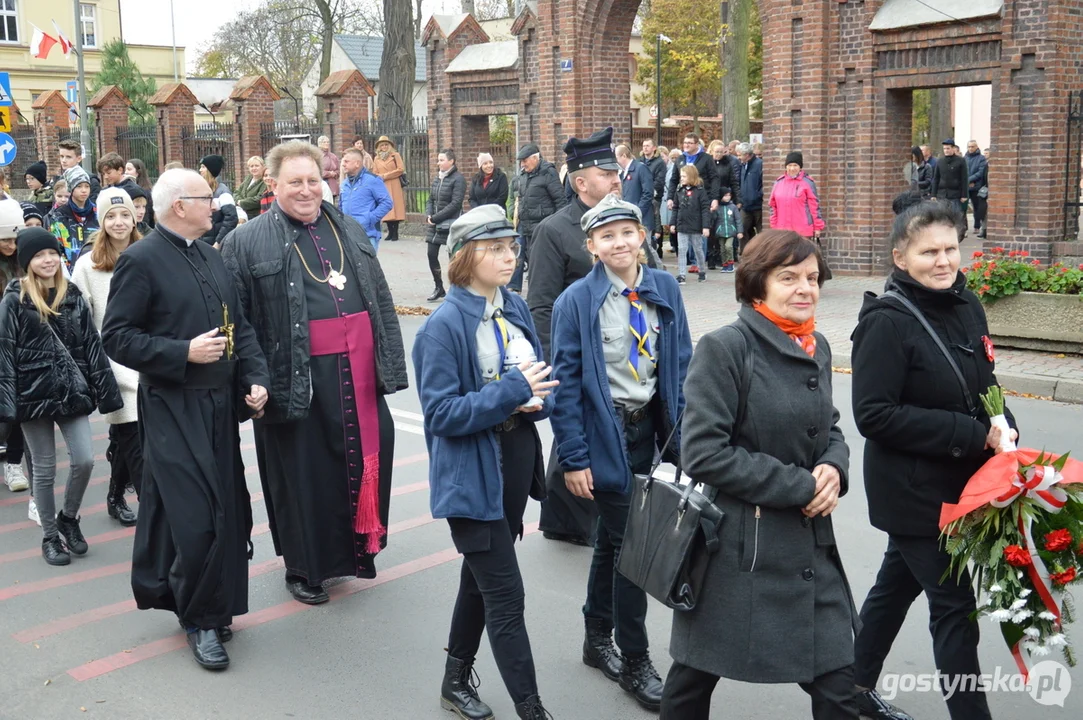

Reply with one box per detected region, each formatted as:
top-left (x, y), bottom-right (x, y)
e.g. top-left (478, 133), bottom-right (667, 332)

top-left (220, 303), bottom-right (236, 360)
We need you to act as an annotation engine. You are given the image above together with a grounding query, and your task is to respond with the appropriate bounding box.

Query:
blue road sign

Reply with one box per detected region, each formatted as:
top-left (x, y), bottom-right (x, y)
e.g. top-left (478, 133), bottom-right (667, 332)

top-left (0, 132), bottom-right (17, 167)
top-left (560, 59), bottom-right (573, 72)
top-left (0, 72), bottom-right (12, 106)
top-left (66, 80), bottom-right (77, 104)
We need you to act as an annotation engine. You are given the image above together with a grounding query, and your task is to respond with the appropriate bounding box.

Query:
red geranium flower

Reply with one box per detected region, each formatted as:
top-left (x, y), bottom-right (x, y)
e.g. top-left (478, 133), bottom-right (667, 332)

top-left (1009, 250), bottom-right (1018, 257)
top-left (981, 284), bottom-right (991, 292)
top-left (1021, 250), bottom-right (1030, 257)
top-left (1079, 264), bottom-right (1083, 271)
top-left (1044, 529), bottom-right (1073, 553)
top-left (984, 270), bottom-right (992, 278)
top-left (989, 262), bottom-right (997, 269)
top-left (1051, 567), bottom-right (1077, 586)
top-left (1031, 259), bottom-right (1041, 266)
top-left (972, 251), bottom-right (984, 258)
top-left (1062, 267), bottom-right (1069, 274)
top-left (1004, 545), bottom-right (1032, 567)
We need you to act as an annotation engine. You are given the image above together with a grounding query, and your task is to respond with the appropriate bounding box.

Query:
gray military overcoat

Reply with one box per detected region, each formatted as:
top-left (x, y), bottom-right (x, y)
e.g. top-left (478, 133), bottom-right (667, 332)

top-left (670, 305), bottom-right (859, 683)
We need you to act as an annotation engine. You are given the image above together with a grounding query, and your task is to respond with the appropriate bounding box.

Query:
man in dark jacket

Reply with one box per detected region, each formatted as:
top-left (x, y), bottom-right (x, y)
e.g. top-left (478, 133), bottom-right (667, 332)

top-left (513, 143), bottom-right (567, 292)
top-left (667, 133), bottom-right (719, 212)
top-left (726, 140), bottom-right (743, 199)
top-left (964, 140), bottom-right (988, 238)
top-left (737, 143), bottom-right (764, 241)
top-left (930, 139), bottom-right (969, 218)
top-left (710, 142), bottom-right (738, 201)
top-left (221, 141), bottom-right (407, 607)
top-left (617, 144), bottom-right (655, 234)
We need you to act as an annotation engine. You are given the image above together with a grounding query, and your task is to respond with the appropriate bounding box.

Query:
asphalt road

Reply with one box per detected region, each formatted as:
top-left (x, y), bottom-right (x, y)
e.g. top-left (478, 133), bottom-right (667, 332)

top-left (0, 316), bottom-right (1080, 720)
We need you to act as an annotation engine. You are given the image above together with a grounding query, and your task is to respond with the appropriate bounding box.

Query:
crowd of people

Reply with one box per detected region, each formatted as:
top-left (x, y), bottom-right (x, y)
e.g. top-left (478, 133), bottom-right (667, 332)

top-left (0, 124), bottom-right (1014, 720)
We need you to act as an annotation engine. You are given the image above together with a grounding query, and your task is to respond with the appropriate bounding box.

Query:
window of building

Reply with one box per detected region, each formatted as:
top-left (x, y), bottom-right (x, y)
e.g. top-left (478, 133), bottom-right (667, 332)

top-left (0, 0), bottom-right (18, 44)
top-left (80, 3), bottom-right (97, 48)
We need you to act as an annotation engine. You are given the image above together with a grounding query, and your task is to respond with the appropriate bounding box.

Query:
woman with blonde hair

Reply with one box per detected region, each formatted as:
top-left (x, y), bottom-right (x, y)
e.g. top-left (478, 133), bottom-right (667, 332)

top-left (0, 227), bottom-right (121, 565)
top-left (372, 136), bottom-right (407, 242)
top-left (72, 188), bottom-right (143, 527)
top-left (235, 156), bottom-right (268, 219)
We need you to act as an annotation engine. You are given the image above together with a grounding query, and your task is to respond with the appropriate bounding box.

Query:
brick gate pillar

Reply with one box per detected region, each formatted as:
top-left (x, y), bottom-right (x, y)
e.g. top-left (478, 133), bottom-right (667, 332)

top-left (149, 83), bottom-right (198, 175)
top-left (88, 85), bottom-right (131, 160)
top-left (424, 15), bottom-right (489, 177)
top-left (229, 76), bottom-right (281, 181)
top-left (31, 91), bottom-right (71, 179)
top-left (315, 70), bottom-right (375, 152)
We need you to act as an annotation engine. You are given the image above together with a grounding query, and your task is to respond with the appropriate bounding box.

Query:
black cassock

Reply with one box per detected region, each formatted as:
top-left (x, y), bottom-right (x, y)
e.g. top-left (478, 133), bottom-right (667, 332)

top-left (254, 214), bottom-right (395, 584)
top-left (101, 225), bottom-right (268, 629)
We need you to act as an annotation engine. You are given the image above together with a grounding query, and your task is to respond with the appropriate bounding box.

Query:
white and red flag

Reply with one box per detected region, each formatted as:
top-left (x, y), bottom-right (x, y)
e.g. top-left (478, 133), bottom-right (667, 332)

top-left (29, 26), bottom-right (58, 60)
top-left (52, 20), bottom-right (74, 56)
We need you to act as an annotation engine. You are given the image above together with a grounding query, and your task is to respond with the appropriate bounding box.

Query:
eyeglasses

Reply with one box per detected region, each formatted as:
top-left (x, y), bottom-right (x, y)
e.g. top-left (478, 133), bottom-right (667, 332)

top-left (179, 196), bottom-right (214, 204)
top-left (473, 241), bottom-right (522, 259)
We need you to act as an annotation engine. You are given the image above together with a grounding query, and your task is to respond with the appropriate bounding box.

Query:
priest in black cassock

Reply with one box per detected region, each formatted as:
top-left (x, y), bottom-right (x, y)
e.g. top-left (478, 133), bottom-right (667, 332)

top-left (222, 141), bottom-right (407, 606)
top-left (101, 168), bottom-right (269, 671)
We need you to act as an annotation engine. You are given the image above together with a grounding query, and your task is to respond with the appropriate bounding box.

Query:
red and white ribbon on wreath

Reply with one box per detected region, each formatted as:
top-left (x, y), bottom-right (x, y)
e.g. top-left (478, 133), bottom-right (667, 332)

top-left (990, 464), bottom-right (1067, 676)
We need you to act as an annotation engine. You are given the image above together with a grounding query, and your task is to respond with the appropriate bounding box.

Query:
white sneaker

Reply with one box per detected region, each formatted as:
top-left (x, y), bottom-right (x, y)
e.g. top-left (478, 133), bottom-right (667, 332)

top-left (28, 496), bottom-right (41, 526)
top-left (4, 462), bottom-right (29, 492)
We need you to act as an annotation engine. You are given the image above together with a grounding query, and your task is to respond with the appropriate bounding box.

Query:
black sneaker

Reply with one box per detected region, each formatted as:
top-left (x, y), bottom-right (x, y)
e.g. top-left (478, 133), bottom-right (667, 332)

top-left (42, 534), bottom-right (71, 566)
top-left (677, 275), bottom-right (686, 285)
top-left (56, 511), bottom-right (88, 555)
top-left (698, 272), bottom-right (706, 282)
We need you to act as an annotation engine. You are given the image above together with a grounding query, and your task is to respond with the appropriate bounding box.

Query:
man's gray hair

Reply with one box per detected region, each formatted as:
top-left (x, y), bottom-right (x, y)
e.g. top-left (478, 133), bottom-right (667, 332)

top-left (152, 168), bottom-right (203, 216)
top-left (477, 152), bottom-right (494, 167)
top-left (737, 142), bottom-right (753, 156)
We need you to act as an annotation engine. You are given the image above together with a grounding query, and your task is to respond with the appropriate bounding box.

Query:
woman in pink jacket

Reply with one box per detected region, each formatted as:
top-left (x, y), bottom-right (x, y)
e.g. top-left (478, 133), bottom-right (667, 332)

top-left (769, 152), bottom-right (826, 239)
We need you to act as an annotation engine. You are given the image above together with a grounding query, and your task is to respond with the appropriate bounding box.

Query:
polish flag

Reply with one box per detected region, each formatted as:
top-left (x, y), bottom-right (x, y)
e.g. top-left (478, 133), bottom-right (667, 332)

top-left (52, 21), bottom-right (74, 56)
top-left (29, 27), bottom-right (58, 60)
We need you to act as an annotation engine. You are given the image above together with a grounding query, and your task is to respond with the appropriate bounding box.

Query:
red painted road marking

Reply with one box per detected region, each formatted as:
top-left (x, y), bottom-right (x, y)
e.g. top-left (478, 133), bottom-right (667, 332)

top-left (0, 562), bottom-right (132, 602)
top-left (14, 514), bottom-right (441, 643)
top-left (67, 523), bottom-right (537, 682)
top-left (0, 500), bottom-right (138, 535)
top-left (0, 527), bottom-right (136, 565)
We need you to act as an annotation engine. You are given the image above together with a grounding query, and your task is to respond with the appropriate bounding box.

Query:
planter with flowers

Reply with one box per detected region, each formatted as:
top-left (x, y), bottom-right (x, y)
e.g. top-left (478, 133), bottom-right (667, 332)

top-left (963, 249), bottom-right (1083, 354)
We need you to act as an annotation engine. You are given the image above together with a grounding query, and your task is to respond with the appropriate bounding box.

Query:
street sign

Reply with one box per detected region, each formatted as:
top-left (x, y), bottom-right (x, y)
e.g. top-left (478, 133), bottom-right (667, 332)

top-left (560, 59), bottom-right (573, 72)
top-left (649, 105), bottom-right (658, 119)
top-left (0, 72), bottom-right (11, 106)
top-left (0, 107), bottom-right (11, 133)
top-left (0, 132), bottom-right (17, 167)
top-left (66, 80), bottom-right (77, 104)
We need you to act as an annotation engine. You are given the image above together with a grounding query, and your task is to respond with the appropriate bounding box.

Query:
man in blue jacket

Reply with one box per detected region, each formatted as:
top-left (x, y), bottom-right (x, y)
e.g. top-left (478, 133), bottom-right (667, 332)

top-left (616, 144), bottom-right (655, 235)
top-left (339, 148), bottom-right (393, 251)
top-left (737, 142), bottom-right (764, 242)
top-left (965, 140), bottom-right (988, 238)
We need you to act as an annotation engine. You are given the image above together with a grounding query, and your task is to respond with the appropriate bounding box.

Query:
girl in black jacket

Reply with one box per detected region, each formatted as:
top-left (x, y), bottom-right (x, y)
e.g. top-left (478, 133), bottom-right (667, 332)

top-left (669, 164), bottom-right (711, 283)
top-left (0, 228), bottom-right (122, 566)
top-left (424, 149), bottom-right (466, 302)
top-left (469, 154), bottom-right (510, 211)
top-left (849, 201), bottom-right (1016, 720)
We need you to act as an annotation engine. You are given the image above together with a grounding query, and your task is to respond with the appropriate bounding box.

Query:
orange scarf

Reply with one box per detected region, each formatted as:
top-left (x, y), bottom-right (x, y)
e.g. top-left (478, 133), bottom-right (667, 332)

top-left (754, 302), bottom-right (817, 358)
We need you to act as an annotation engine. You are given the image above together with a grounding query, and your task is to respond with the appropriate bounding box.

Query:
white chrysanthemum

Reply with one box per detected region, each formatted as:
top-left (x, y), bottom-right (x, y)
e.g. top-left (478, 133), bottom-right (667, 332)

top-left (1018, 570), bottom-right (1025, 579)
top-left (1039, 611), bottom-right (1058, 621)
top-left (1020, 588), bottom-right (1032, 598)
top-left (1031, 645), bottom-right (1052, 657)
top-left (1048, 634), bottom-right (1069, 647)
top-left (989, 584), bottom-right (1004, 593)
top-left (989, 609), bottom-right (1013, 622)
top-left (1013, 610), bottom-right (1034, 623)
top-left (1010, 599), bottom-right (1028, 610)
top-left (1025, 627), bottom-right (1042, 638)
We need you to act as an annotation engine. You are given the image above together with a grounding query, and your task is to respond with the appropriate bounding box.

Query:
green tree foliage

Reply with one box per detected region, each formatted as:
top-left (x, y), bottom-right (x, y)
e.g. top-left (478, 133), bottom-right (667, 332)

top-left (89, 40), bottom-right (158, 124)
top-left (635, 0), bottom-right (724, 130)
top-left (912, 89), bottom-right (931, 145)
top-left (747, 1), bottom-right (762, 120)
top-left (489, 115), bottom-right (515, 144)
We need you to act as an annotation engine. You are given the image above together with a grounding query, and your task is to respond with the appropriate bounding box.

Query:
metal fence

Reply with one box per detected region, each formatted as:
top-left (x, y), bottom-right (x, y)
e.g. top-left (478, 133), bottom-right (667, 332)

top-left (1065, 90), bottom-right (1083, 240)
top-left (355, 117), bottom-right (430, 214)
top-left (259, 120), bottom-right (329, 157)
top-left (116, 123), bottom-right (160, 182)
top-left (7, 127), bottom-right (40, 189)
top-left (181, 122), bottom-right (236, 187)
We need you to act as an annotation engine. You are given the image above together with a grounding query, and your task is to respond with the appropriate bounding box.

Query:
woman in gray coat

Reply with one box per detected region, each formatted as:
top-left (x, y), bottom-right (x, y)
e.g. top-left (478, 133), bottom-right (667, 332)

top-left (661, 230), bottom-right (860, 719)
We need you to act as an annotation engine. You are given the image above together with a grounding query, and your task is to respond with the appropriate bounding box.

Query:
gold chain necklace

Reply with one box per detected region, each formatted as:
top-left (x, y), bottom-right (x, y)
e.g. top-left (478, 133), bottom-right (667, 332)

top-left (294, 218), bottom-right (348, 290)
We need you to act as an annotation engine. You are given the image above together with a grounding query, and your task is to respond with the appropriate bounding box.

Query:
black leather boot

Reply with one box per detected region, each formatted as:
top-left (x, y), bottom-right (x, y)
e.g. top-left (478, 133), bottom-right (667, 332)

top-left (56, 511), bottom-right (88, 555)
top-left (427, 271), bottom-right (446, 302)
top-left (514, 695), bottom-right (552, 719)
top-left (439, 654), bottom-right (493, 720)
top-left (854, 689), bottom-right (915, 720)
top-left (107, 476), bottom-right (137, 526)
top-left (582, 618), bottom-right (622, 682)
top-left (619, 652), bottom-right (664, 711)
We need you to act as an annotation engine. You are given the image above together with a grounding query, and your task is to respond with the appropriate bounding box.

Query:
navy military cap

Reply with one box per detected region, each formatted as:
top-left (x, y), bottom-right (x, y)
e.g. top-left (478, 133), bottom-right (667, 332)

top-left (563, 127), bottom-right (620, 172)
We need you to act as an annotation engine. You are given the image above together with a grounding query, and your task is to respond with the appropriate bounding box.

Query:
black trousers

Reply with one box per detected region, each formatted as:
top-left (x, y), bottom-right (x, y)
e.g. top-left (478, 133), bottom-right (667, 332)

top-left (446, 422), bottom-right (538, 703)
top-left (5, 423), bottom-right (26, 465)
top-left (660, 661), bottom-right (859, 719)
top-left (107, 422), bottom-right (143, 499)
top-left (583, 411), bottom-right (656, 656)
top-left (968, 190), bottom-right (987, 231)
top-left (854, 535), bottom-right (990, 720)
top-left (427, 242), bottom-right (443, 276)
top-left (741, 208), bottom-right (762, 242)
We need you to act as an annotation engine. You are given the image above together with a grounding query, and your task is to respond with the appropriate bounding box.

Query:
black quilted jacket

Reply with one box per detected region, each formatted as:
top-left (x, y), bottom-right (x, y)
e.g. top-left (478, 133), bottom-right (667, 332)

top-left (0, 279), bottom-right (122, 422)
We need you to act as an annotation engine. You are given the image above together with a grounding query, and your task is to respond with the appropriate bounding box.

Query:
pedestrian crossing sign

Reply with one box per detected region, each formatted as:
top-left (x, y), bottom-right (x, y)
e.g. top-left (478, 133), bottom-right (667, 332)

top-left (0, 73), bottom-right (11, 106)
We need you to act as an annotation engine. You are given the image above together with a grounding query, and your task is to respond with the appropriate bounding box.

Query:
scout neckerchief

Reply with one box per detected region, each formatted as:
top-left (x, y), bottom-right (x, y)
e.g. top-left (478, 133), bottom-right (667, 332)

top-left (163, 234), bottom-right (235, 358)
top-left (621, 287), bottom-right (655, 381)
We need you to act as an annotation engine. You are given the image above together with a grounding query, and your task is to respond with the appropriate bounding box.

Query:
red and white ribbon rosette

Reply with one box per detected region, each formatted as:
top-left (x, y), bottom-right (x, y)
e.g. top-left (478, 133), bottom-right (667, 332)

top-left (940, 450), bottom-right (1083, 676)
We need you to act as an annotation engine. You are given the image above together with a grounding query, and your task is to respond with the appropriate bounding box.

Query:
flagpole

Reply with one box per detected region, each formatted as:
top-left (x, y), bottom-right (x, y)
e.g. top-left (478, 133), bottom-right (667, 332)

top-left (73, 0), bottom-right (90, 172)
top-left (170, 0), bottom-right (178, 82)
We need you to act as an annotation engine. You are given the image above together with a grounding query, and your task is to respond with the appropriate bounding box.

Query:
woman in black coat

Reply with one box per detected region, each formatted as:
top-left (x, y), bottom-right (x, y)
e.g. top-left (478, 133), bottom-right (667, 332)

top-left (469, 153), bottom-right (509, 211)
top-left (424, 149), bottom-right (466, 302)
top-left (850, 201), bottom-right (1016, 720)
top-left (908, 146), bottom-right (932, 198)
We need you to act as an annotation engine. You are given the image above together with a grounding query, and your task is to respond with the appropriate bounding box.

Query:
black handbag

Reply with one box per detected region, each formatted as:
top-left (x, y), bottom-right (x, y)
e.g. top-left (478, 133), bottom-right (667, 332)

top-left (617, 323), bottom-right (753, 611)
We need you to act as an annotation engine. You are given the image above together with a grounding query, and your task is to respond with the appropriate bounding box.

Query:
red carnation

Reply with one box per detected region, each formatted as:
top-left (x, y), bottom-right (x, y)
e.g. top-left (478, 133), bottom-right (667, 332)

top-left (972, 251), bottom-right (984, 258)
top-left (1051, 567), bottom-right (1077, 586)
top-left (1044, 529), bottom-right (1073, 553)
top-left (1004, 545), bottom-right (1032, 567)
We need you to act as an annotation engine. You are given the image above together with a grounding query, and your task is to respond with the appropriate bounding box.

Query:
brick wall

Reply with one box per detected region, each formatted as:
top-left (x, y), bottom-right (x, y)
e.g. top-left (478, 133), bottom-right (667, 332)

top-left (88, 86), bottom-right (130, 160)
top-left (230, 77), bottom-right (280, 182)
top-left (149, 83), bottom-right (198, 176)
top-left (31, 91), bottom-right (70, 178)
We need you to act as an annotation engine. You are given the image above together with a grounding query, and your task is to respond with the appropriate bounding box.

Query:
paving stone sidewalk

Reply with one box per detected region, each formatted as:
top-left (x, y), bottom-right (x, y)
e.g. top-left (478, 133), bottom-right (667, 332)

top-left (377, 236), bottom-right (1083, 403)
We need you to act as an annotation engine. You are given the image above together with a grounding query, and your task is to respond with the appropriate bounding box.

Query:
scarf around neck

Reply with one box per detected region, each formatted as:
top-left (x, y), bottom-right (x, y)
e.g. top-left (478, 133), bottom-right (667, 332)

top-left (69, 197), bottom-right (94, 222)
top-left (754, 302), bottom-right (817, 358)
